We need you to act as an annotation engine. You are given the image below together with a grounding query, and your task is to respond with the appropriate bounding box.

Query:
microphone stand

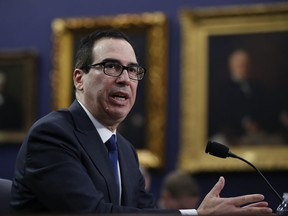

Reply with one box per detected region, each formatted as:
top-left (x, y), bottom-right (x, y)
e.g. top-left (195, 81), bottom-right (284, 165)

top-left (228, 151), bottom-right (283, 202)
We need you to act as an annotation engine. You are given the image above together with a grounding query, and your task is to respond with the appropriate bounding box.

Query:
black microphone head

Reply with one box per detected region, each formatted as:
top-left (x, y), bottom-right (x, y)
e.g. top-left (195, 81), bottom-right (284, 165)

top-left (205, 141), bottom-right (230, 158)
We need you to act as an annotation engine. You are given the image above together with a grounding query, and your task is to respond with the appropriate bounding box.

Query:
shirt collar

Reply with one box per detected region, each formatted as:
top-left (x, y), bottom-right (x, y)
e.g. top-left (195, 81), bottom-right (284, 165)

top-left (77, 100), bottom-right (116, 143)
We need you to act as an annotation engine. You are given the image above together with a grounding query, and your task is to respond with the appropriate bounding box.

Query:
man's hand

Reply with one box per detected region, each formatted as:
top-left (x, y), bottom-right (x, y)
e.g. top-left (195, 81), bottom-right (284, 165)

top-left (197, 176), bottom-right (274, 215)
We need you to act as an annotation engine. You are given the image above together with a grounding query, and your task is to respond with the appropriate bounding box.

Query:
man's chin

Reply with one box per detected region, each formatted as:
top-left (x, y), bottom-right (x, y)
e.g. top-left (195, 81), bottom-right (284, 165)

top-left (109, 111), bottom-right (129, 122)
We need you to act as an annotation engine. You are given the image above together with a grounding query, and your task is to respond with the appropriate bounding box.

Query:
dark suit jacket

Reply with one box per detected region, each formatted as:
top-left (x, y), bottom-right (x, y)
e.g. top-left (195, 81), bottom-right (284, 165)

top-left (11, 100), bottom-right (179, 214)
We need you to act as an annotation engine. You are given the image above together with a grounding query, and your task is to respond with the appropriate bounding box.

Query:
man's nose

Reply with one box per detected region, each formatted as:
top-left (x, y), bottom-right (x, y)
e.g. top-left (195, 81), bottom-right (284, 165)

top-left (117, 69), bottom-right (130, 82)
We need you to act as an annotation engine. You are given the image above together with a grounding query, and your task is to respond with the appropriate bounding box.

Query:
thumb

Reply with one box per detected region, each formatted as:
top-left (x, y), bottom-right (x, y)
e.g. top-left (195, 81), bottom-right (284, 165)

top-left (208, 176), bottom-right (225, 197)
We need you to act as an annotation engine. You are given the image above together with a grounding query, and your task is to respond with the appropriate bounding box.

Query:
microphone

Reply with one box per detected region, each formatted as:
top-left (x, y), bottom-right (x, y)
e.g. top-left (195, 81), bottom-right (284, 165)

top-left (205, 140), bottom-right (283, 202)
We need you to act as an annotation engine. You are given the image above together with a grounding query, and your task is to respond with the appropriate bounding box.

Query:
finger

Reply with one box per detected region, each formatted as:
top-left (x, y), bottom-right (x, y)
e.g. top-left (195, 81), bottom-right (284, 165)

top-left (232, 194), bottom-right (265, 206)
top-left (243, 201), bottom-right (269, 208)
top-left (239, 206), bottom-right (273, 215)
top-left (207, 176), bottom-right (225, 197)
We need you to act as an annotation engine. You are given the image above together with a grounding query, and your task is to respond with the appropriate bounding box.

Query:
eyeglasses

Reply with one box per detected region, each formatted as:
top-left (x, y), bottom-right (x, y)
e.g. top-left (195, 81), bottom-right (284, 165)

top-left (88, 62), bottom-right (146, 81)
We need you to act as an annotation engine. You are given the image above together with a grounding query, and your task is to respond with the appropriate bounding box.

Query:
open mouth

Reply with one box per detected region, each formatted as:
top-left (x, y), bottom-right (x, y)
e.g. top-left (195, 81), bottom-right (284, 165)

top-left (113, 95), bottom-right (127, 101)
top-left (111, 92), bottom-right (129, 102)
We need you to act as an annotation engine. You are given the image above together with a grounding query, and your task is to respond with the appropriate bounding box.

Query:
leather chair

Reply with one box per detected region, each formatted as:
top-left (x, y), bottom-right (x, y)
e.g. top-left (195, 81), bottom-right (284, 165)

top-left (0, 178), bottom-right (12, 214)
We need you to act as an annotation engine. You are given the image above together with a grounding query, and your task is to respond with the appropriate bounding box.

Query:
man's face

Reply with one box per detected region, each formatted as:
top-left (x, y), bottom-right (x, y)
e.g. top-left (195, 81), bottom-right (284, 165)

top-left (229, 50), bottom-right (250, 81)
top-left (74, 38), bottom-right (138, 129)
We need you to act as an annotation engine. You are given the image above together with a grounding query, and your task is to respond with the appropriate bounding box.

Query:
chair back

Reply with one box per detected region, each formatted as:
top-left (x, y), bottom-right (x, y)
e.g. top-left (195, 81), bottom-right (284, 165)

top-left (0, 178), bottom-right (12, 214)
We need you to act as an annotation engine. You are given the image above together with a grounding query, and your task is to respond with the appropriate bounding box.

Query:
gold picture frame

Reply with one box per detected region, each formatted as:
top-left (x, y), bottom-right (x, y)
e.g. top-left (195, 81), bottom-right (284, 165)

top-left (0, 50), bottom-right (37, 144)
top-left (179, 3), bottom-right (288, 172)
top-left (51, 12), bottom-right (168, 168)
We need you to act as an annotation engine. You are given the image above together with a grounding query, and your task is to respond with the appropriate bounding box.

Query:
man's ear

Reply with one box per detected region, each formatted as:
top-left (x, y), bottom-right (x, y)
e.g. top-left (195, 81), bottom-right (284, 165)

top-left (73, 69), bottom-right (84, 91)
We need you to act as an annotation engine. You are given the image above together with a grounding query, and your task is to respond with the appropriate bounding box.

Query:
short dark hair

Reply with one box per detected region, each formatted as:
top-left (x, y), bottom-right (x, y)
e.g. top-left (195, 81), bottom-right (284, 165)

top-left (75, 29), bottom-right (132, 73)
top-left (162, 171), bottom-right (200, 198)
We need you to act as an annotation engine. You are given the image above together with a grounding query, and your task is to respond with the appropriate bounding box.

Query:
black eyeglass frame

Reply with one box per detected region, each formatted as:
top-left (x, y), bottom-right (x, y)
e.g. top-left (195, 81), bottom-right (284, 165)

top-left (87, 62), bottom-right (146, 81)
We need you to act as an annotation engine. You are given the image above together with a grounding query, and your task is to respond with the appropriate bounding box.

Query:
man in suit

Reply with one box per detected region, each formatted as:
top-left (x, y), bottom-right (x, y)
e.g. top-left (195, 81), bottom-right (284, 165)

top-left (10, 29), bottom-right (273, 215)
top-left (210, 49), bottom-right (284, 146)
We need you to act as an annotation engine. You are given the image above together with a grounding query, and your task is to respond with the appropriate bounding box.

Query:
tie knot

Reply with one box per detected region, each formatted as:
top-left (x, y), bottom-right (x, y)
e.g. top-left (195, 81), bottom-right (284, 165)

top-left (106, 135), bottom-right (117, 152)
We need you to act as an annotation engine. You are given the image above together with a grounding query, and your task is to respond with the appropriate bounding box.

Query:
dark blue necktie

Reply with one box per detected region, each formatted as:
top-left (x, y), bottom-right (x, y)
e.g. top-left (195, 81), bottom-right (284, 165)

top-left (105, 135), bottom-right (120, 195)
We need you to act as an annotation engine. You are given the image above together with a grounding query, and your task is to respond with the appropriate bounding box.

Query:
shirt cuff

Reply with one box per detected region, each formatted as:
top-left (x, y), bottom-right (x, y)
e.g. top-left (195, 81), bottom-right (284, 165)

top-left (179, 209), bottom-right (198, 215)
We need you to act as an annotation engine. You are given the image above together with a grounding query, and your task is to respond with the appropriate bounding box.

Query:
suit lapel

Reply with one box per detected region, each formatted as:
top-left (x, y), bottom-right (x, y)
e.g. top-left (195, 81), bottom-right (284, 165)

top-left (117, 140), bottom-right (128, 205)
top-left (68, 100), bottom-right (119, 204)
top-left (117, 134), bottom-right (137, 206)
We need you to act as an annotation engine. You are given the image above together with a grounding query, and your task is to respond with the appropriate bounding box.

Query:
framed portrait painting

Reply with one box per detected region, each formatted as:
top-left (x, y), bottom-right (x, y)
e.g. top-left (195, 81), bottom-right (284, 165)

top-left (179, 3), bottom-right (288, 172)
top-left (0, 51), bottom-right (37, 144)
top-left (51, 12), bottom-right (168, 168)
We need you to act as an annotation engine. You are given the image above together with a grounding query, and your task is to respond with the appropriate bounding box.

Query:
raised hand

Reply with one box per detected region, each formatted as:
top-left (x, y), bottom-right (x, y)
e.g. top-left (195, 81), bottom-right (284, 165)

top-left (197, 176), bottom-right (274, 216)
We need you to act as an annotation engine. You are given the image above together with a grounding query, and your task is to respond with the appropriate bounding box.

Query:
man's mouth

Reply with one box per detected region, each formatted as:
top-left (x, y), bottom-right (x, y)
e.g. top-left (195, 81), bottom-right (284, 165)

top-left (113, 95), bottom-right (127, 101)
top-left (111, 92), bottom-right (129, 102)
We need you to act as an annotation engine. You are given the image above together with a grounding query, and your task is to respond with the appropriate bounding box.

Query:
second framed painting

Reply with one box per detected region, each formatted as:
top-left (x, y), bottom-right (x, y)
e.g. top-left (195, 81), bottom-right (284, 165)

top-left (0, 51), bottom-right (37, 144)
top-left (51, 12), bottom-right (168, 168)
top-left (179, 3), bottom-right (288, 172)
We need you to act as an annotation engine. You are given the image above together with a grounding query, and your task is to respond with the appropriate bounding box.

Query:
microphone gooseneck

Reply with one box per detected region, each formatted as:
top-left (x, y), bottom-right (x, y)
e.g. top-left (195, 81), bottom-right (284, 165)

top-left (205, 141), bottom-right (283, 202)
